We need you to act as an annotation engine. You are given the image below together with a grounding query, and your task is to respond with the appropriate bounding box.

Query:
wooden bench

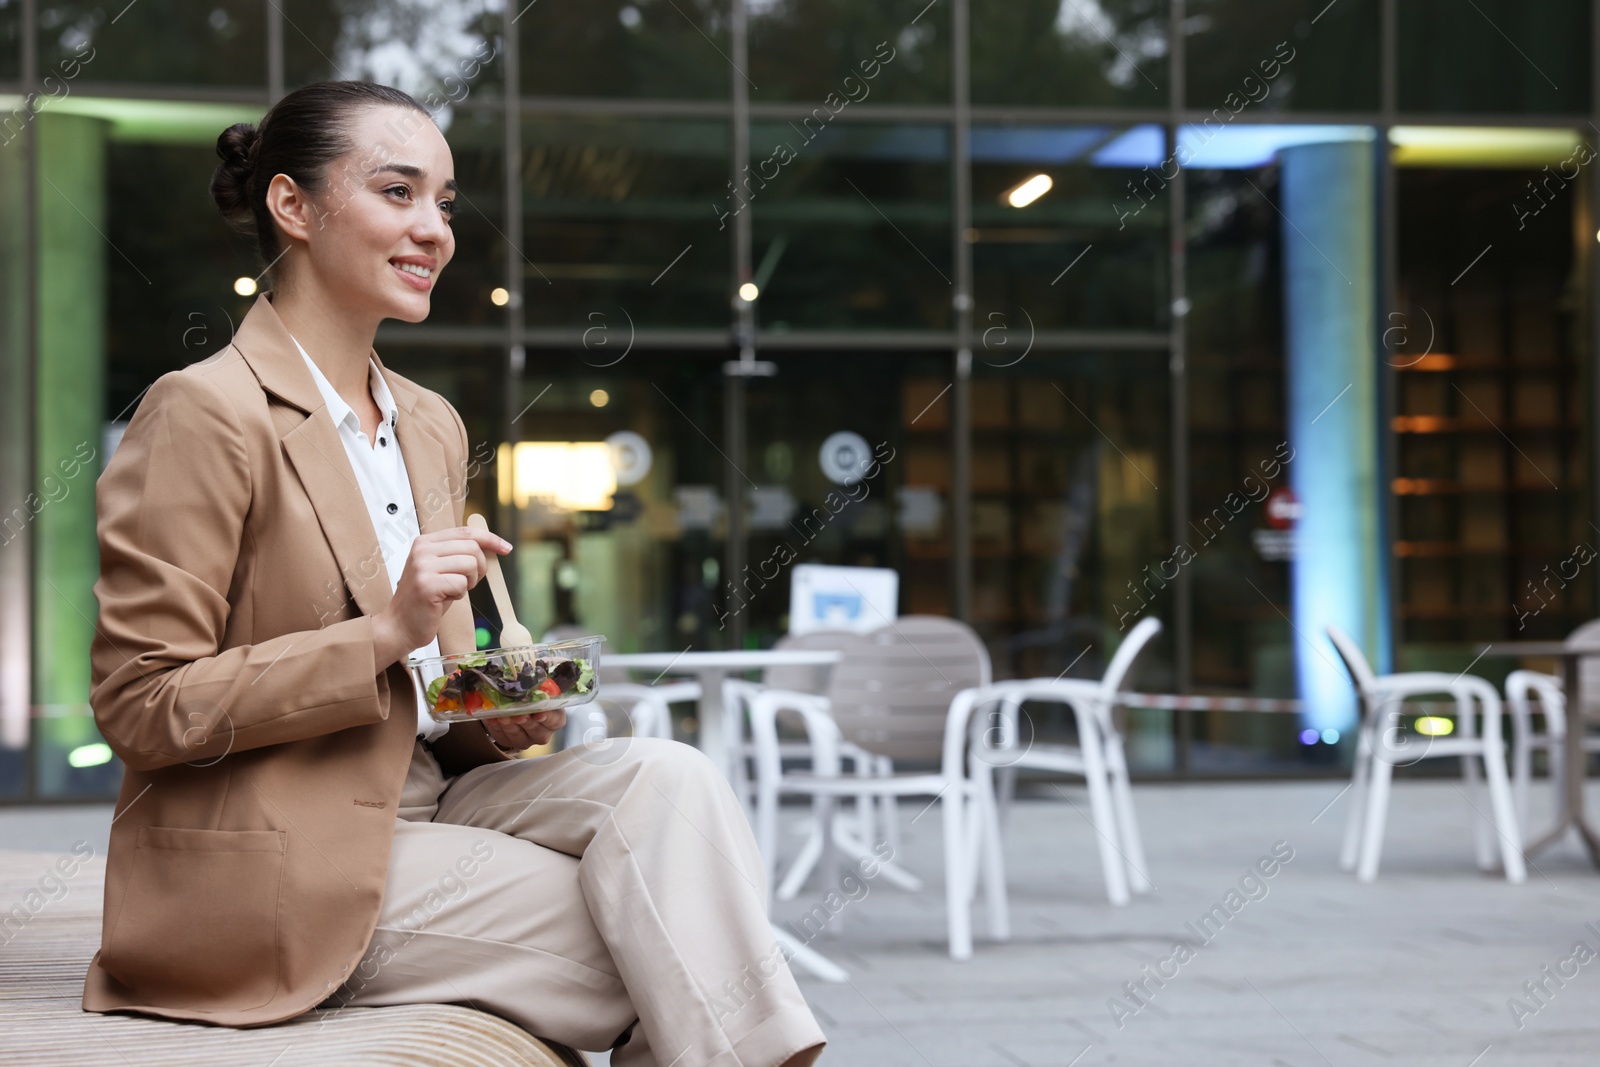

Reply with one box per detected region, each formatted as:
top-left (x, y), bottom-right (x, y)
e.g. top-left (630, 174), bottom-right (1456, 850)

top-left (0, 851), bottom-right (587, 1066)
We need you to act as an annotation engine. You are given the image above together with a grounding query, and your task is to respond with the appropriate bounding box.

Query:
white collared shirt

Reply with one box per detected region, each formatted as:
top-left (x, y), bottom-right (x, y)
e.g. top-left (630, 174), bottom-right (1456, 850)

top-left (292, 335), bottom-right (450, 742)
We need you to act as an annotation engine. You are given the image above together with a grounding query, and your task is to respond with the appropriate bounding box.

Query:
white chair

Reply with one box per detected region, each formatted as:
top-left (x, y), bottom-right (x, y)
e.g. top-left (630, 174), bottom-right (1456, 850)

top-left (973, 616), bottom-right (1162, 909)
top-left (1503, 619), bottom-right (1600, 836)
top-left (740, 616), bottom-right (999, 960)
top-left (1327, 625), bottom-right (1525, 884)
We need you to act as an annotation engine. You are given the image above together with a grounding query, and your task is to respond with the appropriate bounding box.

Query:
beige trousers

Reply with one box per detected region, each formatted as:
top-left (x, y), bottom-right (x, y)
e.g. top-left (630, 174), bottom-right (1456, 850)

top-left (319, 736), bottom-right (826, 1067)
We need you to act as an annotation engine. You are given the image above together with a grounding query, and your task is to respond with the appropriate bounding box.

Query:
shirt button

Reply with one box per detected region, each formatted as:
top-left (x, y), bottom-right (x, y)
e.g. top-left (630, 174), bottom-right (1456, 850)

top-left (387, 503), bottom-right (399, 514)
top-left (379, 437), bottom-right (387, 446)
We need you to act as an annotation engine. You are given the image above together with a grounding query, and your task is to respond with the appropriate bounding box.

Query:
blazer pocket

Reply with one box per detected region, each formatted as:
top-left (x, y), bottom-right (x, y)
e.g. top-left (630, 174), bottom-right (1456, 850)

top-left (102, 826), bottom-right (287, 1011)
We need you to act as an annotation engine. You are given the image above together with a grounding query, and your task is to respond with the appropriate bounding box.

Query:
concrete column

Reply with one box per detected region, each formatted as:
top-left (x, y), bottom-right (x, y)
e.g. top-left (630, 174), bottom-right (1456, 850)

top-left (1280, 137), bottom-right (1386, 735)
top-left (33, 113), bottom-right (108, 792)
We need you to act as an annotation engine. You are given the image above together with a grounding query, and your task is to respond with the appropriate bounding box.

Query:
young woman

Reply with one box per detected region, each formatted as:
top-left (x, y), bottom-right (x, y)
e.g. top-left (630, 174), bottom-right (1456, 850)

top-left (83, 80), bottom-right (825, 1067)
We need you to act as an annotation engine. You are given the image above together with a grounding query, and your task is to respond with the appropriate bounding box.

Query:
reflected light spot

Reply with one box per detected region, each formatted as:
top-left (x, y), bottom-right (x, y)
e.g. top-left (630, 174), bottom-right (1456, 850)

top-left (1299, 728), bottom-right (1319, 745)
top-left (738, 282), bottom-right (759, 302)
top-left (68, 743), bottom-right (113, 768)
top-left (1003, 174), bottom-right (1053, 208)
top-left (490, 287), bottom-right (510, 306)
top-left (1415, 716), bottom-right (1454, 737)
top-left (590, 389), bottom-right (610, 408)
top-left (1321, 728), bottom-right (1340, 745)
top-left (233, 276), bottom-right (257, 297)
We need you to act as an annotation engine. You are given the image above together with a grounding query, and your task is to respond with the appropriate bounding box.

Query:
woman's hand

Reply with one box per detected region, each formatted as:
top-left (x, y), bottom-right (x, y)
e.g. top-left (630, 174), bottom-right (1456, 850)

top-left (482, 709), bottom-right (566, 751)
top-left (372, 526), bottom-right (511, 669)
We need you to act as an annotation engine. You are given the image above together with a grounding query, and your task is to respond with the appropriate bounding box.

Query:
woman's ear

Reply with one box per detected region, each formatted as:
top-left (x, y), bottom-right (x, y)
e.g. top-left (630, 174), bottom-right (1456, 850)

top-left (264, 172), bottom-right (316, 246)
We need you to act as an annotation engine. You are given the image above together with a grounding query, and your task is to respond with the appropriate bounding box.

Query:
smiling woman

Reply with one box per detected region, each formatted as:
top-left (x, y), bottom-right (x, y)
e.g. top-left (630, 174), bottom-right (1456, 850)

top-left (83, 82), bottom-right (825, 1067)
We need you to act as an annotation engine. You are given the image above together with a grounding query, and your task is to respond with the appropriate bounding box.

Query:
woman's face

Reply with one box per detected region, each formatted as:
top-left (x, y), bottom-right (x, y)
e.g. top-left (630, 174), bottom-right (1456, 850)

top-left (283, 104), bottom-right (458, 324)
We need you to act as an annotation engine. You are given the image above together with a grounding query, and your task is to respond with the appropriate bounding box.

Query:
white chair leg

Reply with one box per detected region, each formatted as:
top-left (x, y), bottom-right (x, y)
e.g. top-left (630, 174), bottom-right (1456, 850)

top-left (1356, 756), bottom-right (1394, 883)
top-left (776, 820), bottom-right (824, 902)
top-left (943, 786), bottom-right (972, 961)
top-left (1340, 726), bottom-right (1373, 872)
top-left (1480, 745), bottom-right (1527, 884)
top-left (876, 755), bottom-right (902, 857)
top-left (1463, 747), bottom-right (1495, 872)
top-left (977, 779), bottom-right (1010, 941)
top-left (1510, 705), bottom-right (1533, 837)
top-left (996, 764), bottom-right (1017, 832)
top-left (1105, 735), bottom-right (1151, 894)
top-left (1080, 727), bottom-right (1130, 906)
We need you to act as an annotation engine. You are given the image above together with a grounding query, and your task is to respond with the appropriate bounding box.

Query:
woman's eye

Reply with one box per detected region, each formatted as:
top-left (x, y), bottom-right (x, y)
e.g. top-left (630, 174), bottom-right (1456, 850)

top-left (439, 200), bottom-right (456, 221)
top-left (384, 185), bottom-right (411, 200)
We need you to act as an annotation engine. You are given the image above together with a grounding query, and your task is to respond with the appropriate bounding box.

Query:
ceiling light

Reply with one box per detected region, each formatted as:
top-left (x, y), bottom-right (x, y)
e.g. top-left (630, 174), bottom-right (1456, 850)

top-left (590, 389), bottom-right (610, 408)
top-left (1003, 174), bottom-right (1053, 208)
top-left (490, 287), bottom-right (510, 306)
top-left (738, 282), bottom-right (759, 301)
top-left (233, 276), bottom-right (257, 296)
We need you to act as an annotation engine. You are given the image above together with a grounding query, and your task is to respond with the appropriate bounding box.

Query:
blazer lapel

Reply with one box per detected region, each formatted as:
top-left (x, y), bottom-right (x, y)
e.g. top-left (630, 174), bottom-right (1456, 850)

top-left (231, 292), bottom-right (471, 654)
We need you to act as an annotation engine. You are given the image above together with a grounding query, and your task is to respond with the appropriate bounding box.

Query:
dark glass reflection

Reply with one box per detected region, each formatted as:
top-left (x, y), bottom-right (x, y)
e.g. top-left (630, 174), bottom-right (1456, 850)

top-left (1184, 166), bottom-right (1290, 695)
top-left (523, 116), bottom-right (730, 328)
top-left (971, 125), bottom-right (1168, 330)
top-left (1185, 0), bottom-right (1378, 112)
top-left (750, 121), bottom-right (951, 330)
top-left (38, 0), bottom-right (264, 86)
top-left (284, 0), bottom-right (503, 102)
top-left (971, 0), bottom-right (1168, 108)
top-left (749, 0), bottom-right (949, 105)
top-left (1400, 0), bottom-right (1589, 114)
top-left (520, 0), bottom-right (729, 99)
top-left (0, 0), bottom-right (19, 82)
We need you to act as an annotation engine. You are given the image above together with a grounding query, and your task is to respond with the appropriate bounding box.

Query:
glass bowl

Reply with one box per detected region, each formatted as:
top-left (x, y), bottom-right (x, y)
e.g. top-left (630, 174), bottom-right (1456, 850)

top-left (407, 635), bottom-right (604, 724)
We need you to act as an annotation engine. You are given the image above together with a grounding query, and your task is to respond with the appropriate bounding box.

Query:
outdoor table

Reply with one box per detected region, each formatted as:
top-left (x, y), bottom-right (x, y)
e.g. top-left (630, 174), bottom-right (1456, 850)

top-left (604, 649), bottom-right (843, 780)
top-left (1478, 641), bottom-right (1600, 865)
top-left (605, 648), bottom-right (849, 981)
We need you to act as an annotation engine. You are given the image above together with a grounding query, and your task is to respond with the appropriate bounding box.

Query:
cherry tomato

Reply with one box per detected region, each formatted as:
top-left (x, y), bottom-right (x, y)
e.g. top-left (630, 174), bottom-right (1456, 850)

top-left (537, 678), bottom-right (561, 698)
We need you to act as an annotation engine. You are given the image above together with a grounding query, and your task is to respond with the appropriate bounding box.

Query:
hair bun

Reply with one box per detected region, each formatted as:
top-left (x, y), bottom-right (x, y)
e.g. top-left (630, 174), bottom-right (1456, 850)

top-left (211, 122), bottom-right (261, 229)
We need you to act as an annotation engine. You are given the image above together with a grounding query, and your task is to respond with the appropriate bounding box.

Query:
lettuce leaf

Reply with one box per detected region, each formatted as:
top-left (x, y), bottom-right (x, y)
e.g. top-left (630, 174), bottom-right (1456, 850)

top-left (575, 659), bottom-right (595, 694)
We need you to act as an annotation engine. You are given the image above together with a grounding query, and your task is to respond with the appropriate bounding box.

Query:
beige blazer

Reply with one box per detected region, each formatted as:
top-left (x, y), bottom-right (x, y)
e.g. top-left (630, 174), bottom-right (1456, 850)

top-left (82, 291), bottom-right (512, 1026)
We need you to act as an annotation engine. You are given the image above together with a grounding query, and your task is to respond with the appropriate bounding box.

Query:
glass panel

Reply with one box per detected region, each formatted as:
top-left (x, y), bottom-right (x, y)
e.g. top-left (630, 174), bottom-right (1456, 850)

top-left (1400, 0), bottom-right (1589, 114)
top-left (106, 141), bottom-right (253, 416)
top-left (1184, 0), bottom-right (1378, 112)
top-left (971, 124), bottom-right (1168, 331)
top-left (429, 108), bottom-right (506, 327)
top-left (0, 0), bottom-right (19, 82)
top-left (971, 0), bottom-right (1168, 109)
top-left (740, 353), bottom-right (948, 645)
top-left (1183, 166), bottom-right (1307, 774)
top-left (39, 1), bottom-right (265, 86)
top-left (750, 121), bottom-right (951, 331)
top-left (523, 116), bottom-right (730, 329)
top-left (494, 356), bottom-right (734, 655)
top-left (284, 0), bottom-right (503, 104)
top-left (967, 354), bottom-right (1175, 769)
top-left (749, 0), bottom-right (948, 105)
top-left (519, 0), bottom-right (729, 100)
top-left (1395, 168), bottom-right (1592, 653)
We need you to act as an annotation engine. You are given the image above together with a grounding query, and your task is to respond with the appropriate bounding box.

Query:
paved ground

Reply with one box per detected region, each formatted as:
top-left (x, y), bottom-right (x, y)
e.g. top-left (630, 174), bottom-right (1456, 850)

top-left (7, 776), bottom-right (1600, 1066)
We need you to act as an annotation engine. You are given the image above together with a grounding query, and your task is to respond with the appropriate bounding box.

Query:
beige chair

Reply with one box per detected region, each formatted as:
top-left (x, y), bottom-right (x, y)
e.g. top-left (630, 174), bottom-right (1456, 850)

top-left (735, 616), bottom-right (1000, 959)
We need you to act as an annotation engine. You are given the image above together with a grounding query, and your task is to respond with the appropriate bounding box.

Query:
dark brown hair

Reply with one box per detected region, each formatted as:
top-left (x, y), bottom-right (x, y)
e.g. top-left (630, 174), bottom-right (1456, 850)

top-left (211, 81), bottom-right (431, 276)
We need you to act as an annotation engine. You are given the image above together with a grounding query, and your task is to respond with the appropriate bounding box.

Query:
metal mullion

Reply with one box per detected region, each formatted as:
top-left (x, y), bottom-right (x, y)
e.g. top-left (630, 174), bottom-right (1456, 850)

top-left (266, 0), bottom-right (283, 102)
top-left (500, 9), bottom-right (524, 595)
top-left (952, 0), bottom-right (973, 625)
top-left (17, 0), bottom-right (37, 798)
top-left (1170, 0), bottom-right (1191, 774)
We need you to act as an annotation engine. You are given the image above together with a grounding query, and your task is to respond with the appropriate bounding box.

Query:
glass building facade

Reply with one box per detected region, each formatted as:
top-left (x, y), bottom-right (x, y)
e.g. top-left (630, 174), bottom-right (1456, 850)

top-left (1, 0), bottom-right (1596, 799)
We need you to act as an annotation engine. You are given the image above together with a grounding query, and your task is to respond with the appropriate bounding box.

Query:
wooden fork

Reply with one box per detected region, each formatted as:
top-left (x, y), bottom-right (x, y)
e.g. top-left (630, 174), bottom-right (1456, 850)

top-left (467, 513), bottom-right (533, 663)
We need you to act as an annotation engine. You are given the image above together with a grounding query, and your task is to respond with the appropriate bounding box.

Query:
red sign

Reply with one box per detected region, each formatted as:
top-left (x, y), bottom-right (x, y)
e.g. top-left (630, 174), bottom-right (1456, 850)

top-left (1265, 487), bottom-right (1301, 531)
